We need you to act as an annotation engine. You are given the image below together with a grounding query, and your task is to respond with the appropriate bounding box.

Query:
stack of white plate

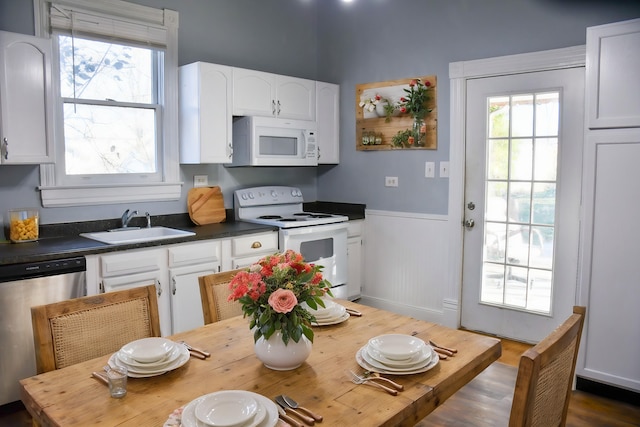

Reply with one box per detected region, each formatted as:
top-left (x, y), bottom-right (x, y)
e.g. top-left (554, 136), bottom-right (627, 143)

top-left (355, 334), bottom-right (439, 375)
top-left (108, 337), bottom-right (190, 378)
top-left (180, 390), bottom-right (279, 427)
top-left (302, 298), bottom-right (350, 325)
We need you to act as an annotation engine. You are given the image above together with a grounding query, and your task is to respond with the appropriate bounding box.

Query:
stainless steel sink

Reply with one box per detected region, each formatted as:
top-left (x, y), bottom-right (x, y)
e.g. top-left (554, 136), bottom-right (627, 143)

top-left (80, 226), bottom-right (195, 245)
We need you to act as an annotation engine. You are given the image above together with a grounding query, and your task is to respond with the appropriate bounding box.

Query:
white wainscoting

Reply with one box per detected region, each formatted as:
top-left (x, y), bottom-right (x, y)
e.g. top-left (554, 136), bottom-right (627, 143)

top-left (359, 209), bottom-right (451, 324)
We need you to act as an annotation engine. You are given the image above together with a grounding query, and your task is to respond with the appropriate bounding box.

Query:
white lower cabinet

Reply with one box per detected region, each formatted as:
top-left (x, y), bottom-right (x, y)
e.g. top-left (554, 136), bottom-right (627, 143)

top-left (87, 234), bottom-right (273, 336)
top-left (168, 241), bottom-right (221, 334)
top-left (98, 247), bottom-right (170, 335)
top-left (346, 220), bottom-right (363, 300)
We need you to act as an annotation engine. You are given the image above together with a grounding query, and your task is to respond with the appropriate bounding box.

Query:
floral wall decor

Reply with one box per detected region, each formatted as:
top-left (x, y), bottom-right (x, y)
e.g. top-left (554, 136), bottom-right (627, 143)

top-left (356, 75), bottom-right (437, 150)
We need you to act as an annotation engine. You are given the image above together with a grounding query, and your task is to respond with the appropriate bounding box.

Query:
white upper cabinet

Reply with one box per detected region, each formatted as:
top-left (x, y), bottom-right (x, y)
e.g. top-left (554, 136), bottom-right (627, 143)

top-left (316, 81), bottom-right (340, 164)
top-left (0, 30), bottom-right (54, 164)
top-left (179, 62), bottom-right (233, 164)
top-left (233, 68), bottom-right (316, 121)
top-left (586, 18), bottom-right (640, 128)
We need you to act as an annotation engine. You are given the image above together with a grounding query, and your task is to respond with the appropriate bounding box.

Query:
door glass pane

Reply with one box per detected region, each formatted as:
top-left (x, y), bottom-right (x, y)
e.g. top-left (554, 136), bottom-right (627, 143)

top-left (482, 92), bottom-right (559, 314)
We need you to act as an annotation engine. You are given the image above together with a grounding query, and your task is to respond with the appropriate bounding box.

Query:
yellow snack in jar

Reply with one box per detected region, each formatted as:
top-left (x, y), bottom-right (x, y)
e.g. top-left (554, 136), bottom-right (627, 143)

top-left (10, 216), bottom-right (38, 241)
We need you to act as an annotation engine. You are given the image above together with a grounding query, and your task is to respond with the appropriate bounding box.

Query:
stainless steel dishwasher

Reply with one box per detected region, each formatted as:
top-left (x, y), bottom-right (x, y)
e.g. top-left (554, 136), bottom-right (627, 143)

top-left (0, 256), bottom-right (86, 406)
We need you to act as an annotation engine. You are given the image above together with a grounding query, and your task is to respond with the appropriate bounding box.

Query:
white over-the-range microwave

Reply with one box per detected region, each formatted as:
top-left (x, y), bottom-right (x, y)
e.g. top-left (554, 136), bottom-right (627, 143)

top-left (228, 116), bottom-right (318, 167)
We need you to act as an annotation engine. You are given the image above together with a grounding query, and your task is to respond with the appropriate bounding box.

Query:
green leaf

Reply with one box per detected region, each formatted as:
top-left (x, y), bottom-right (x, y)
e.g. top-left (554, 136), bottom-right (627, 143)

top-left (302, 325), bottom-right (314, 343)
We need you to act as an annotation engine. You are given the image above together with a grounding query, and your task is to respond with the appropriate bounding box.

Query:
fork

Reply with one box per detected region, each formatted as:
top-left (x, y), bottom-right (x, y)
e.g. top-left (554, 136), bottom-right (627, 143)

top-left (362, 371), bottom-right (404, 390)
top-left (345, 370), bottom-right (398, 395)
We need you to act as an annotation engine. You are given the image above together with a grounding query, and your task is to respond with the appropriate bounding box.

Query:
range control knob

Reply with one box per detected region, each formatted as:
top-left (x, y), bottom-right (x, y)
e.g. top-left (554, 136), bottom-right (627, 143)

top-left (271, 190), bottom-right (278, 198)
top-left (248, 192), bottom-right (254, 199)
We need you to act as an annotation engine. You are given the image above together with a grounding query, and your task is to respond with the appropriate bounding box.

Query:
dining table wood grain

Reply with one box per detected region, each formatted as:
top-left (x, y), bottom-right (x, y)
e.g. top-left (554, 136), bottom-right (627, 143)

top-left (20, 300), bottom-right (501, 427)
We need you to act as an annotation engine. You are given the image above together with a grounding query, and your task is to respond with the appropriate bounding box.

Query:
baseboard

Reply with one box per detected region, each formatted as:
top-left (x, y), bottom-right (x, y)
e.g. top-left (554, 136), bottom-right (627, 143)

top-left (576, 376), bottom-right (640, 407)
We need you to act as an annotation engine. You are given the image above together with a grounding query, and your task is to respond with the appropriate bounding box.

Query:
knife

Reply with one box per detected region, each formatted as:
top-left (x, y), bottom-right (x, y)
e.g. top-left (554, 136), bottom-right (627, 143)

top-left (345, 308), bottom-right (362, 317)
top-left (275, 395), bottom-right (315, 425)
top-left (91, 371), bottom-right (108, 386)
top-left (276, 403), bottom-right (302, 427)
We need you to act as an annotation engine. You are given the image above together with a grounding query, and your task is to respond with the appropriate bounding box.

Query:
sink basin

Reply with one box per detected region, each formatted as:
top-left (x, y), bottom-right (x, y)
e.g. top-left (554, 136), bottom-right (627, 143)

top-left (80, 226), bottom-right (196, 245)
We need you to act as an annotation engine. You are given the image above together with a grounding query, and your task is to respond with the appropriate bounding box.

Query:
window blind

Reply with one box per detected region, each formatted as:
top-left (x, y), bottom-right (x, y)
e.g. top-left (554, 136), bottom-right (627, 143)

top-left (49, 2), bottom-right (169, 47)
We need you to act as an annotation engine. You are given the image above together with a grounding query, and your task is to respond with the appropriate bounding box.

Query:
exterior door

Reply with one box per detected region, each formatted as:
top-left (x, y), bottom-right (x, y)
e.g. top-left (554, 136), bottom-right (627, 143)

top-left (461, 67), bottom-right (584, 342)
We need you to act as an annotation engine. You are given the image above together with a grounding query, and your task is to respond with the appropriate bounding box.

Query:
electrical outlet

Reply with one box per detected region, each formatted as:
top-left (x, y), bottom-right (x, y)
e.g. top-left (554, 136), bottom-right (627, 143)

top-left (385, 176), bottom-right (398, 187)
top-left (425, 162), bottom-right (435, 178)
top-left (193, 175), bottom-right (208, 187)
top-left (440, 161), bottom-right (450, 178)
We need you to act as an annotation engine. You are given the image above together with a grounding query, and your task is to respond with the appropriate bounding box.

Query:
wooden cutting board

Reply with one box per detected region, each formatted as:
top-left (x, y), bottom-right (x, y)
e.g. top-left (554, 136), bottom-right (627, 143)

top-left (187, 186), bottom-right (226, 225)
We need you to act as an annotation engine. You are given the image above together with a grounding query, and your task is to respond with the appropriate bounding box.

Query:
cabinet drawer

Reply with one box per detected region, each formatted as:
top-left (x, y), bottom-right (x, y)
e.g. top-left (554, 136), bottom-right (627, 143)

top-left (232, 232), bottom-right (278, 258)
top-left (347, 220), bottom-right (363, 238)
top-left (168, 240), bottom-right (221, 268)
top-left (100, 248), bottom-right (165, 277)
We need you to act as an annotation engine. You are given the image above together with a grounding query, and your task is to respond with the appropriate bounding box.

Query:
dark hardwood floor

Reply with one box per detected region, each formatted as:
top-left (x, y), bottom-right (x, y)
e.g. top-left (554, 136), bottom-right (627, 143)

top-left (1, 336), bottom-right (638, 426)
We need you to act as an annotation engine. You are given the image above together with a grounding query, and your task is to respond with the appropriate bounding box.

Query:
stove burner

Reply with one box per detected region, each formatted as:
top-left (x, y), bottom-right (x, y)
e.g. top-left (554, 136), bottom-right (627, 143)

top-left (279, 218), bottom-right (302, 222)
top-left (258, 215), bottom-right (282, 219)
top-left (293, 213), bottom-right (333, 218)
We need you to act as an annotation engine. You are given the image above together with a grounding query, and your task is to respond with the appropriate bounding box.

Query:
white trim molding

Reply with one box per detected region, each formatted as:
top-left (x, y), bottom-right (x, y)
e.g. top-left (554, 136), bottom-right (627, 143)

top-left (447, 46), bottom-right (586, 328)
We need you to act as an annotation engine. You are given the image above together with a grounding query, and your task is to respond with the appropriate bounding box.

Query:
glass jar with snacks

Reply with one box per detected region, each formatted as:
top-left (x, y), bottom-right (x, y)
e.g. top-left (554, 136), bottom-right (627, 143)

top-left (8, 209), bottom-right (39, 243)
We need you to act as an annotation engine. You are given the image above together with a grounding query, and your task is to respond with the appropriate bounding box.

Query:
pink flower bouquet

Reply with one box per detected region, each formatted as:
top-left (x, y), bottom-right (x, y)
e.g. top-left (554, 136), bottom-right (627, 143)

top-left (228, 250), bottom-right (333, 344)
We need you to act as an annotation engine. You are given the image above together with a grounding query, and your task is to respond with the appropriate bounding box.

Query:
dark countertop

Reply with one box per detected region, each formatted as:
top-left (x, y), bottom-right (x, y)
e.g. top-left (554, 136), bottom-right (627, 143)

top-left (0, 203), bottom-right (365, 266)
top-left (0, 213), bottom-right (277, 266)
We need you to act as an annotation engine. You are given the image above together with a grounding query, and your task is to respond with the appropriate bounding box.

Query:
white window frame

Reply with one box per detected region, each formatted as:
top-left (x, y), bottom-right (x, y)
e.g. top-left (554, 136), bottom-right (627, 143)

top-left (34, 0), bottom-right (181, 207)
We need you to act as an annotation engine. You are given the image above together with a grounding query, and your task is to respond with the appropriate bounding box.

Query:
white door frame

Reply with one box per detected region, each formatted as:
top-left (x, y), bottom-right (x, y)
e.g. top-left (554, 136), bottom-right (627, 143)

top-left (443, 46), bottom-right (586, 329)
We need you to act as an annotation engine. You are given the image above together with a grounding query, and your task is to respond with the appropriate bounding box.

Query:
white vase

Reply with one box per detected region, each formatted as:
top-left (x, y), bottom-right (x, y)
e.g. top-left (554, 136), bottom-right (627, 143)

top-left (253, 331), bottom-right (312, 371)
top-left (375, 102), bottom-right (388, 118)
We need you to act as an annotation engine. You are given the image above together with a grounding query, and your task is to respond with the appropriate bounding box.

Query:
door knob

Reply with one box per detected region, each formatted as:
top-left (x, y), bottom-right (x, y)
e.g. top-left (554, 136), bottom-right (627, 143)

top-left (464, 219), bottom-right (475, 229)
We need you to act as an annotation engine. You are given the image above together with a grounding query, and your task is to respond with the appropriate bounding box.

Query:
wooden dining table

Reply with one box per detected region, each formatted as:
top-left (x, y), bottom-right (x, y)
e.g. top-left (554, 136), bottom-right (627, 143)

top-left (20, 300), bottom-right (501, 427)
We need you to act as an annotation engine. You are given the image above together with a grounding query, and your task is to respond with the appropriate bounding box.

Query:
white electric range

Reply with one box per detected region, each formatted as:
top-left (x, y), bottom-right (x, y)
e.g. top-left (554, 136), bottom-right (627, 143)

top-left (234, 186), bottom-right (349, 297)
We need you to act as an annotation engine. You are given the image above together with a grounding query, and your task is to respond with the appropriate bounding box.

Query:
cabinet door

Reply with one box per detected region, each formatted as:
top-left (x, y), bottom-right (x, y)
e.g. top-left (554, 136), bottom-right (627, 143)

top-left (577, 128), bottom-right (640, 391)
top-left (586, 19), bottom-right (640, 128)
top-left (179, 62), bottom-right (232, 164)
top-left (232, 68), bottom-right (276, 117)
top-left (316, 82), bottom-right (340, 164)
top-left (0, 30), bottom-right (53, 164)
top-left (170, 263), bottom-right (218, 333)
top-left (276, 76), bottom-right (315, 121)
top-left (100, 248), bottom-right (170, 335)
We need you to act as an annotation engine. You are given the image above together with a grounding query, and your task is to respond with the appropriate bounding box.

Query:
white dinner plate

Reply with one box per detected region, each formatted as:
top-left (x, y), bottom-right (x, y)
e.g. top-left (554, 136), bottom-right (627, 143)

top-left (109, 344), bottom-right (189, 377)
top-left (356, 345), bottom-right (439, 375)
top-left (120, 337), bottom-right (176, 363)
top-left (312, 311), bottom-right (350, 326)
top-left (194, 391), bottom-right (258, 427)
top-left (365, 343), bottom-right (431, 368)
top-left (182, 392), bottom-right (277, 427)
top-left (362, 345), bottom-right (432, 372)
top-left (116, 344), bottom-right (182, 370)
top-left (367, 334), bottom-right (426, 361)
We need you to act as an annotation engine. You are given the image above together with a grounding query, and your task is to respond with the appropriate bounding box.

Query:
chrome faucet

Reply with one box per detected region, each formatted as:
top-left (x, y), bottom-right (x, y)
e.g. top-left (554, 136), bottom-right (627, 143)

top-left (121, 209), bottom-right (138, 228)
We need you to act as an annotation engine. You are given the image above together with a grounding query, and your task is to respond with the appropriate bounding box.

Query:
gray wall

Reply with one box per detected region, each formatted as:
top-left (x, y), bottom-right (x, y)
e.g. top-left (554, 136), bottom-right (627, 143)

top-left (1, 0), bottom-right (639, 225)
top-left (314, 0), bottom-right (640, 214)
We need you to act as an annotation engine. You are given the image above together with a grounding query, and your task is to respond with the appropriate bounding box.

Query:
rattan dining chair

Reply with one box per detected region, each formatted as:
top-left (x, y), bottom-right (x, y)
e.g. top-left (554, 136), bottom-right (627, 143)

top-left (420, 306), bottom-right (586, 427)
top-left (30, 285), bottom-right (161, 374)
top-left (198, 269), bottom-right (244, 324)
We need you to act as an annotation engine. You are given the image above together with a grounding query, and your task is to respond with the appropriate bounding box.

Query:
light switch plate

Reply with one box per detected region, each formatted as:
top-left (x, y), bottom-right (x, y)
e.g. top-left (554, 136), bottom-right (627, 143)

top-left (193, 175), bottom-right (208, 187)
top-left (439, 161), bottom-right (450, 178)
top-left (425, 162), bottom-right (435, 178)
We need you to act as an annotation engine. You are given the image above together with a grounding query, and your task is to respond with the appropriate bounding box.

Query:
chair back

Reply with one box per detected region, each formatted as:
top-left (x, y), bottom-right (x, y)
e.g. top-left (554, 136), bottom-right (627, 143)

top-left (509, 306), bottom-right (586, 427)
top-left (198, 269), bottom-right (244, 324)
top-left (31, 285), bottom-right (161, 374)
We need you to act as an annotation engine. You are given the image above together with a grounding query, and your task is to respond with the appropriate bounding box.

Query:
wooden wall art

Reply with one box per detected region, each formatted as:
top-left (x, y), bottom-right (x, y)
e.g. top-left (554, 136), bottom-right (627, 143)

top-left (356, 75), bottom-right (437, 150)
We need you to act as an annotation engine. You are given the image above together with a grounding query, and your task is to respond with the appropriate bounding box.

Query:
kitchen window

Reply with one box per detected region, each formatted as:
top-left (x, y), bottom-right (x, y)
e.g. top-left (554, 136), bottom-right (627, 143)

top-left (36, 0), bottom-right (181, 207)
